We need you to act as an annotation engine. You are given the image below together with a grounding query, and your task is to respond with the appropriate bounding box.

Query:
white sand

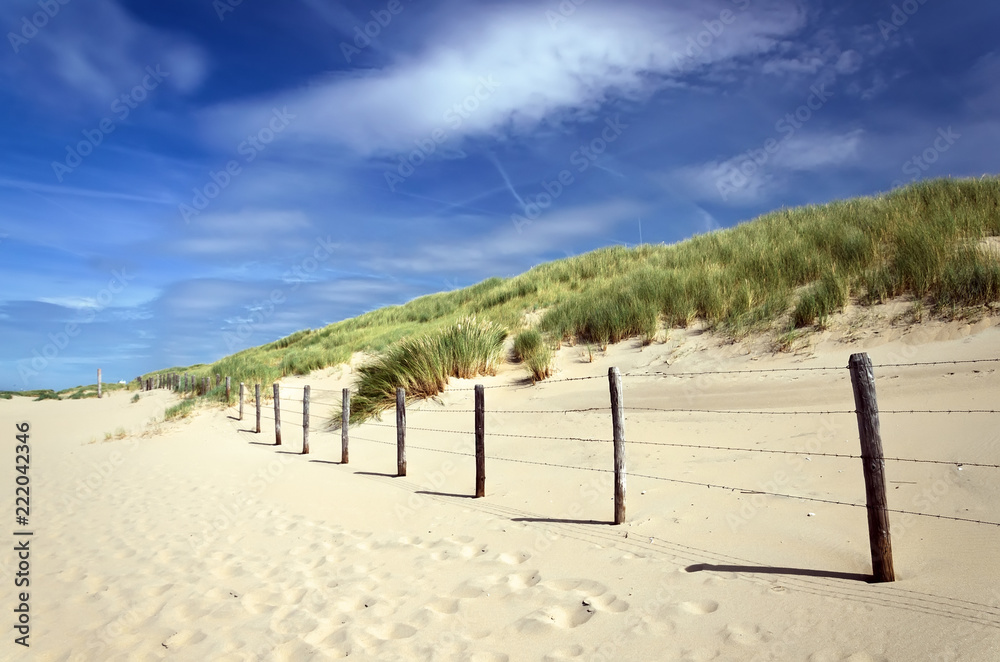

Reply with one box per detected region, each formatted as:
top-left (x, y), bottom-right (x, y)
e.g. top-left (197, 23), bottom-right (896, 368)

top-left (4, 313), bottom-right (1000, 660)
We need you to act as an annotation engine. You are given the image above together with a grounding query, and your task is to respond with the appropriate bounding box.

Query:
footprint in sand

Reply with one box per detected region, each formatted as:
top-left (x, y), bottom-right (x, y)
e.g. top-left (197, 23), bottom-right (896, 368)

top-left (544, 578), bottom-right (608, 595)
top-left (427, 597), bottom-right (461, 614)
top-left (162, 629), bottom-right (208, 647)
top-left (677, 600), bottom-right (719, 615)
top-left (498, 550), bottom-right (532, 565)
top-left (469, 653), bottom-right (509, 662)
top-left (514, 604), bottom-right (596, 633)
top-left (367, 622), bottom-right (417, 641)
top-left (543, 645), bottom-right (585, 660)
top-left (722, 622), bottom-right (769, 646)
top-left (271, 608), bottom-right (319, 635)
top-left (586, 593), bottom-right (630, 613)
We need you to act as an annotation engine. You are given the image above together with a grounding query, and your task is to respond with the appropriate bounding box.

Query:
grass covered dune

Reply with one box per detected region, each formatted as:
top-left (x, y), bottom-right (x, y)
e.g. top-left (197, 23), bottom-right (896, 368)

top-left (147, 177), bottom-right (1000, 421)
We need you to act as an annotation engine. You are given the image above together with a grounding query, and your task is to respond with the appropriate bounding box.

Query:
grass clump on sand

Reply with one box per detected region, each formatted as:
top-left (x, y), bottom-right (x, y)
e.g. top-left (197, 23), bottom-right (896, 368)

top-left (513, 329), bottom-right (552, 382)
top-left (347, 317), bottom-right (506, 424)
top-left (164, 399), bottom-right (197, 420)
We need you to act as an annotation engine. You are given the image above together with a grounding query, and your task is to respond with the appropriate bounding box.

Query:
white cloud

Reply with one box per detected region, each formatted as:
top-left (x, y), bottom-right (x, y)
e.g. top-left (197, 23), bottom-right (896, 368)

top-left (365, 198), bottom-right (645, 273)
top-left (202, 1), bottom-right (805, 156)
top-left (171, 209), bottom-right (312, 257)
top-left (1, 0), bottom-right (208, 105)
top-left (673, 130), bottom-right (865, 205)
top-left (772, 129), bottom-right (864, 170)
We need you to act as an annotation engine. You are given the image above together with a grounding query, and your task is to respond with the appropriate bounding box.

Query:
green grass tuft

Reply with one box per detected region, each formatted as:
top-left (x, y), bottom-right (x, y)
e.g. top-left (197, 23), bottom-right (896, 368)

top-left (347, 318), bottom-right (507, 424)
top-left (513, 329), bottom-right (552, 382)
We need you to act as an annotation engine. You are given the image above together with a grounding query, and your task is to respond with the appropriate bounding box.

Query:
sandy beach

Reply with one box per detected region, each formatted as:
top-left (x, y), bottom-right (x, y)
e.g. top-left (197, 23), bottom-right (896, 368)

top-left (4, 312), bottom-right (1000, 661)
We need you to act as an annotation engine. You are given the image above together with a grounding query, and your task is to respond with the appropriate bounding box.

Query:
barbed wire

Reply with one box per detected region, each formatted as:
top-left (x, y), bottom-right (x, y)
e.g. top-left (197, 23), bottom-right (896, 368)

top-left (625, 472), bottom-right (1000, 527)
top-left (872, 358), bottom-right (1000, 369)
top-left (448, 374), bottom-right (605, 391)
top-left (625, 365), bottom-right (847, 378)
top-left (331, 433), bottom-right (1000, 527)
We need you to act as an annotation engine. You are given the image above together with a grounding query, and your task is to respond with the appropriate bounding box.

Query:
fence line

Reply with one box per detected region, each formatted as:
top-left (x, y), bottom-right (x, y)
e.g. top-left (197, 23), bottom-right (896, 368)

top-left (142, 353), bottom-right (1000, 583)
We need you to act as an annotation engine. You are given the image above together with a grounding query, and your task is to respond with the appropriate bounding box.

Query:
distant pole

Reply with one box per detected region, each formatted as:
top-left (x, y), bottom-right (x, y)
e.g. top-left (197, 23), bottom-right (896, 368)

top-left (225, 376), bottom-right (231, 403)
top-left (273, 383), bottom-right (282, 446)
top-left (97, 369), bottom-right (102, 399)
top-left (849, 353), bottom-right (896, 583)
top-left (255, 384), bottom-right (261, 434)
top-left (239, 382), bottom-right (245, 420)
top-left (609, 366), bottom-right (626, 525)
top-left (396, 387), bottom-right (406, 477)
top-left (302, 386), bottom-right (310, 455)
top-left (216, 373), bottom-right (221, 387)
top-left (341, 388), bottom-right (350, 464)
top-left (183, 373), bottom-right (188, 393)
top-left (475, 384), bottom-right (486, 497)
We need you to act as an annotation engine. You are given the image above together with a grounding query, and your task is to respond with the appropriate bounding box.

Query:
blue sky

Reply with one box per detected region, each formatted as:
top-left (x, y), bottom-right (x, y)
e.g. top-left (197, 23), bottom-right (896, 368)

top-left (1, 0), bottom-right (998, 390)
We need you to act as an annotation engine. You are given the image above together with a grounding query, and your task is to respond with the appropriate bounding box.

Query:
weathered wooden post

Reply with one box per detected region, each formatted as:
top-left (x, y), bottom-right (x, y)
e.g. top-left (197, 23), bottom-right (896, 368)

top-left (225, 376), bottom-right (231, 403)
top-left (255, 384), bottom-right (261, 434)
top-left (475, 384), bottom-right (485, 498)
top-left (216, 373), bottom-right (221, 387)
top-left (239, 382), bottom-right (245, 420)
top-left (396, 387), bottom-right (406, 477)
top-left (273, 383), bottom-right (282, 446)
top-left (183, 373), bottom-right (188, 393)
top-left (302, 386), bottom-right (310, 455)
top-left (97, 369), bottom-right (102, 399)
top-left (849, 353), bottom-right (896, 583)
top-left (609, 366), bottom-right (626, 525)
top-left (341, 388), bottom-right (350, 464)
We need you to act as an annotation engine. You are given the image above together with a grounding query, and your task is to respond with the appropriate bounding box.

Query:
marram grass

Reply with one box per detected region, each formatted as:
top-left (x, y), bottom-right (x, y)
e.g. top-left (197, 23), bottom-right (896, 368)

top-left (344, 317), bottom-right (507, 424)
top-left (141, 177), bottom-right (1000, 421)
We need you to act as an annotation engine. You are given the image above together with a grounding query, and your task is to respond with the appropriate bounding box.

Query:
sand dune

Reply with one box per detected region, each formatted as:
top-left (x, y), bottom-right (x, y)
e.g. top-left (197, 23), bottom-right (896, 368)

top-left (4, 314), bottom-right (1000, 660)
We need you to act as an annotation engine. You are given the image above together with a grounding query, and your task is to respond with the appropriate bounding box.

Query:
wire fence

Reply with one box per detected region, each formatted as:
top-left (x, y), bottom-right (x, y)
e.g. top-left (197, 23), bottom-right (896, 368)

top-left (145, 352), bottom-right (1000, 580)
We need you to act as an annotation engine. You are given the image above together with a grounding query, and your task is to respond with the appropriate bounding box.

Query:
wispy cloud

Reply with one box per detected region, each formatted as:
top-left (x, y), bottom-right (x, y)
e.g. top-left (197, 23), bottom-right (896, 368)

top-left (1, 0), bottom-right (208, 107)
top-left (201, 1), bottom-right (805, 155)
top-left (672, 130), bottom-right (865, 205)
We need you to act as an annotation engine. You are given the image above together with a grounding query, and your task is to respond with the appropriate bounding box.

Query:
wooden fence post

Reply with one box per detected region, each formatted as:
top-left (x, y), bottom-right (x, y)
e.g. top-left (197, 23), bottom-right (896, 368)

top-left (225, 376), bottom-right (231, 403)
top-left (255, 384), bottom-right (261, 434)
top-left (183, 373), bottom-right (188, 393)
top-left (849, 352), bottom-right (896, 583)
top-left (341, 388), bottom-right (350, 464)
top-left (609, 366), bottom-right (626, 525)
top-left (396, 387), bottom-right (406, 476)
top-left (475, 384), bottom-right (485, 498)
top-left (274, 383), bottom-right (282, 446)
top-left (302, 386), bottom-right (310, 455)
top-left (239, 382), bottom-right (245, 420)
top-left (97, 369), bottom-right (102, 398)
top-left (216, 373), bottom-right (221, 387)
